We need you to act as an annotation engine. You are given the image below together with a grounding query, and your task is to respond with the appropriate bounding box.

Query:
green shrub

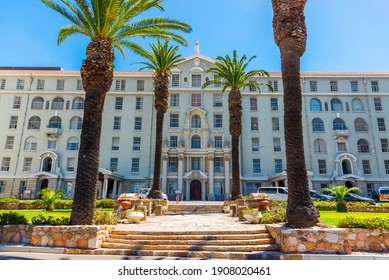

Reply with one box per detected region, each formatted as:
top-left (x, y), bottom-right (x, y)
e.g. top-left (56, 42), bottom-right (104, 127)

top-left (0, 212), bottom-right (28, 225)
top-left (378, 202), bottom-right (389, 207)
top-left (347, 202), bottom-right (372, 207)
top-left (31, 214), bottom-right (69, 225)
top-left (96, 199), bottom-right (115, 208)
top-left (54, 199), bottom-right (73, 209)
top-left (269, 200), bottom-right (287, 208)
top-left (337, 216), bottom-right (389, 230)
top-left (260, 208), bottom-right (286, 224)
top-left (313, 201), bottom-right (337, 210)
top-left (94, 209), bottom-right (116, 225)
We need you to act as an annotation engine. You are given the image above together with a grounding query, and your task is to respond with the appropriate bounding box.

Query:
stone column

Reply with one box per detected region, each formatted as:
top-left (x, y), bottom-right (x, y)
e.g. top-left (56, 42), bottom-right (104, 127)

top-left (224, 154), bottom-right (231, 197)
top-left (178, 154), bottom-right (184, 193)
top-left (161, 154), bottom-right (168, 194)
top-left (102, 175), bottom-right (108, 199)
top-left (208, 153), bottom-right (215, 201)
top-left (112, 180), bottom-right (118, 199)
top-left (185, 180), bottom-right (190, 200)
top-left (201, 180), bottom-right (206, 201)
top-left (118, 181), bottom-right (123, 195)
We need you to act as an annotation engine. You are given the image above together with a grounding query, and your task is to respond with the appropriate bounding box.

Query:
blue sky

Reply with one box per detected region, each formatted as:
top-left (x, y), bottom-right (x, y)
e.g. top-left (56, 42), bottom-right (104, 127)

top-left (0, 0), bottom-right (388, 72)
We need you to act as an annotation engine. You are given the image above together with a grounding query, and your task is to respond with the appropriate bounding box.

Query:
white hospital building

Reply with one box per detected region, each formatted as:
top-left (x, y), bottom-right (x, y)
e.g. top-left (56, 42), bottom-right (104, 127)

top-left (0, 45), bottom-right (388, 200)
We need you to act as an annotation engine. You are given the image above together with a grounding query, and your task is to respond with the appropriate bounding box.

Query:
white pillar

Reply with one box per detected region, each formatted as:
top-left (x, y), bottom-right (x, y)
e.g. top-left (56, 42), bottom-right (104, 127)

top-left (162, 155), bottom-right (168, 194)
top-left (224, 156), bottom-right (230, 197)
top-left (112, 180), bottom-right (118, 199)
top-left (208, 155), bottom-right (215, 200)
top-left (185, 180), bottom-right (190, 200)
top-left (201, 180), bottom-right (206, 201)
top-left (98, 181), bottom-right (103, 199)
top-left (178, 155), bottom-right (184, 193)
top-left (118, 181), bottom-right (123, 195)
top-left (102, 175), bottom-right (108, 199)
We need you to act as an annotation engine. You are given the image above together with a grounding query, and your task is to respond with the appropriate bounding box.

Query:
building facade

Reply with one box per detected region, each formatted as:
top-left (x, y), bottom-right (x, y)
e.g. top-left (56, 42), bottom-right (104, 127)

top-left (1, 47), bottom-right (389, 201)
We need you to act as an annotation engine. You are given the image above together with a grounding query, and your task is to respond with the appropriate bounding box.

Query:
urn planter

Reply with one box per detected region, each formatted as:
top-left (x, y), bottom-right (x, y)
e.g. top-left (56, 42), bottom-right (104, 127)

top-left (126, 211), bottom-right (144, 223)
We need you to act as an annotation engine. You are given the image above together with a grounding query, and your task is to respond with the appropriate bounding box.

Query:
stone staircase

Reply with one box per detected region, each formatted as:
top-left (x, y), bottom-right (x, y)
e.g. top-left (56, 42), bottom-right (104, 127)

top-left (96, 228), bottom-right (280, 259)
top-left (167, 203), bottom-right (223, 213)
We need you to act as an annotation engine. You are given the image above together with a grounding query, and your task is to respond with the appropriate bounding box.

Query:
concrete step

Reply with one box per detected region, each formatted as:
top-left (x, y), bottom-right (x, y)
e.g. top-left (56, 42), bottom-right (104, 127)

top-left (108, 233), bottom-right (271, 241)
top-left (110, 229), bottom-right (267, 235)
top-left (167, 204), bottom-right (223, 213)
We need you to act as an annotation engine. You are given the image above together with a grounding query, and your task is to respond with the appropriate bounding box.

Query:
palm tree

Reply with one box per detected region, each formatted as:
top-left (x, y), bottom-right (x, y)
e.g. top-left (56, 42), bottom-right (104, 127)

top-left (41, 0), bottom-right (191, 225)
top-left (37, 189), bottom-right (65, 211)
top-left (321, 185), bottom-right (362, 212)
top-left (203, 51), bottom-right (271, 200)
top-left (271, 0), bottom-right (319, 226)
top-left (137, 40), bottom-right (184, 199)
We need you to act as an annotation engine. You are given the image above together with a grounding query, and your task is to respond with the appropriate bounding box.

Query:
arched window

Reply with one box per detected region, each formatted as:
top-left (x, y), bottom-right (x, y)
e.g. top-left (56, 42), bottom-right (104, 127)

top-left (330, 98), bottom-right (343, 111)
top-left (354, 118), bottom-right (368, 132)
top-left (67, 137), bottom-right (79, 150)
top-left (357, 139), bottom-right (370, 153)
top-left (51, 97), bottom-right (64, 110)
top-left (351, 98), bottom-right (364, 112)
top-left (310, 98), bottom-right (322, 111)
top-left (31, 96), bottom-right (44, 109)
top-left (333, 118), bottom-right (347, 130)
top-left (191, 135), bottom-right (201, 149)
top-left (27, 116), bottom-right (41, 130)
top-left (314, 139), bottom-right (327, 153)
top-left (48, 116), bottom-right (62, 128)
top-left (312, 118), bottom-right (324, 132)
top-left (191, 115), bottom-right (201, 128)
top-left (72, 97), bottom-right (84, 109)
top-left (69, 116), bottom-right (82, 130)
top-left (24, 136), bottom-right (37, 151)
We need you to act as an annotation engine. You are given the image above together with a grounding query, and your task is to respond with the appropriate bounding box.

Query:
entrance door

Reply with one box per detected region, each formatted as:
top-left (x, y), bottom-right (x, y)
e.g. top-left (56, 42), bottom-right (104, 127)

top-left (190, 180), bottom-right (202, 200)
top-left (38, 179), bottom-right (49, 198)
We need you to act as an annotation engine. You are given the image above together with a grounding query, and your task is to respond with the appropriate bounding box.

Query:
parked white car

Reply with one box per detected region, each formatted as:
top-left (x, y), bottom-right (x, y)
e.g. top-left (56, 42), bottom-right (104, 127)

top-left (138, 188), bottom-right (168, 200)
top-left (257, 187), bottom-right (288, 201)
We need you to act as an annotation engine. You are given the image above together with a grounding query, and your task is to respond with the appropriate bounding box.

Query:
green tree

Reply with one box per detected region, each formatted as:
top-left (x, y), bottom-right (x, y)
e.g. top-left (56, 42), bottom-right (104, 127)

top-left (41, 0), bottom-right (191, 224)
top-left (272, 0), bottom-right (319, 226)
top-left (137, 40), bottom-right (184, 199)
top-left (321, 185), bottom-right (362, 212)
top-left (37, 189), bottom-right (65, 211)
top-left (202, 51), bottom-right (271, 200)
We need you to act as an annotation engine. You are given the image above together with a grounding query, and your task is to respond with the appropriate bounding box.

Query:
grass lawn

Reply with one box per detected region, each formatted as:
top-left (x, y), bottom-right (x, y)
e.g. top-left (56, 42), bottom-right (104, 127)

top-left (318, 210), bottom-right (389, 227)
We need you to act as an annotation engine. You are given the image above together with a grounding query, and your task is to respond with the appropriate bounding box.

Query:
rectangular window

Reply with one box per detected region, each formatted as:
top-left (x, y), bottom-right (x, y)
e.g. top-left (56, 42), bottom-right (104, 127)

top-left (170, 114), bottom-right (179, 128)
top-left (191, 74), bottom-right (201, 88)
top-left (171, 74), bottom-right (180, 87)
top-left (374, 98), bottom-right (382, 111)
top-left (270, 80), bottom-right (279, 92)
top-left (275, 159), bottom-right (283, 173)
top-left (318, 159), bottom-right (327, 174)
top-left (76, 80), bottom-right (83, 90)
top-left (0, 181), bottom-right (4, 193)
top-left (133, 137), bottom-right (141, 151)
top-left (330, 80), bottom-right (338, 92)
top-left (214, 114), bottom-right (223, 128)
top-left (310, 81), bottom-right (318, 92)
top-left (351, 81), bottom-right (359, 92)
top-left (213, 94), bottom-right (222, 107)
top-left (273, 138), bottom-right (281, 152)
top-left (9, 116), bottom-right (18, 129)
top-left (1, 157), bottom-right (11, 172)
top-left (253, 159), bottom-right (261, 174)
top-left (213, 76), bottom-right (222, 88)
top-left (1, 79), bottom-right (6, 89)
top-left (13, 96), bottom-right (22, 109)
top-left (56, 79), bottom-right (65, 90)
top-left (16, 79), bottom-right (25, 90)
top-left (252, 138), bottom-right (259, 152)
top-left (135, 97), bottom-right (143, 110)
top-left (170, 136), bottom-right (178, 148)
top-left (137, 80), bottom-right (144, 91)
top-left (249, 81), bottom-right (257, 92)
top-left (191, 93), bottom-right (202, 107)
top-left (170, 94), bottom-right (179, 107)
top-left (22, 157), bottom-right (32, 172)
top-left (112, 137), bottom-right (120, 151)
top-left (47, 139), bottom-right (57, 149)
top-left (191, 158), bottom-right (201, 170)
top-left (168, 157), bottom-right (178, 172)
top-left (110, 158), bottom-right (118, 172)
top-left (36, 79), bottom-right (45, 90)
top-left (362, 160), bottom-right (371, 175)
top-left (214, 157), bottom-right (224, 172)
top-left (131, 158), bottom-right (140, 173)
top-left (115, 79), bottom-right (126, 91)
top-left (251, 117), bottom-right (258, 131)
top-left (66, 157), bottom-right (76, 172)
top-left (337, 142), bottom-right (347, 152)
top-left (250, 97), bottom-right (258, 110)
top-left (5, 136), bottom-right (15, 150)
top-left (115, 97), bottom-right (123, 110)
top-left (377, 118), bottom-right (386, 131)
top-left (385, 160), bottom-right (389, 175)
top-left (381, 139), bottom-right (389, 152)
top-left (113, 116), bottom-right (121, 130)
top-left (134, 117), bottom-right (142, 130)
top-left (371, 81), bottom-right (379, 92)
top-left (270, 98), bottom-right (278, 111)
top-left (272, 117), bottom-right (280, 131)
top-left (214, 136), bottom-right (223, 148)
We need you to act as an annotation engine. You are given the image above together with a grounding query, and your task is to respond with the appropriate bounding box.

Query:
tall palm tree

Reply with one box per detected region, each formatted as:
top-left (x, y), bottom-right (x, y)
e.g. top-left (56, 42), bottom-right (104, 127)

top-left (203, 51), bottom-right (271, 200)
top-left (137, 40), bottom-right (184, 199)
top-left (272, 0), bottom-right (319, 226)
top-left (40, 0), bottom-right (191, 225)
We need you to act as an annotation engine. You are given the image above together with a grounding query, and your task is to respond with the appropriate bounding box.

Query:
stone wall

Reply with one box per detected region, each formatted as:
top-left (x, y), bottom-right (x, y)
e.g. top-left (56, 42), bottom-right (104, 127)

top-left (266, 224), bottom-right (389, 254)
top-left (0, 225), bottom-right (34, 243)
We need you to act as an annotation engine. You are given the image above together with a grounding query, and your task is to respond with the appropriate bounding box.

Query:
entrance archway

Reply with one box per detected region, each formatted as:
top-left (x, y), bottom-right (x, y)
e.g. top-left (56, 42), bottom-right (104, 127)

top-left (42, 157), bottom-right (53, 172)
top-left (341, 159), bottom-right (352, 175)
top-left (345, 181), bottom-right (355, 189)
top-left (190, 180), bottom-right (202, 200)
top-left (38, 179), bottom-right (49, 198)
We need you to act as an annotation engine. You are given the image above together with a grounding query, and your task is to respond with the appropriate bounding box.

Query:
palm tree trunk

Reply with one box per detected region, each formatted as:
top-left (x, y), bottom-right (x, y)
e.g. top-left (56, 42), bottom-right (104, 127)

top-left (149, 73), bottom-right (169, 199)
top-left (70, 37), bottom-right (114, 225)
top-left (272, 0), bottom-right (319, 226)
top-left (228, 88), bottom-right (242, 200)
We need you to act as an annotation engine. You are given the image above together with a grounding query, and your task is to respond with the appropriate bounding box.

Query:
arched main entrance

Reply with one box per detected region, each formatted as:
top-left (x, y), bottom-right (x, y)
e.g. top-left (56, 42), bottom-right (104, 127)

top-left (38, 179), bottom-right (49, 198)
top-left (190, 180), bottom-right (202, 200)
top-left (345, 181), bottom-right (355, 189)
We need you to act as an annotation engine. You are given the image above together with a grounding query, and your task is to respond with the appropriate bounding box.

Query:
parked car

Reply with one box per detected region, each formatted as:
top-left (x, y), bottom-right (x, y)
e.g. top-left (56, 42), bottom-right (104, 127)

top-left (257, 187), bottom-right (288, 201)
top-left (138, 188), bottom-right (168, 200)
top-left (378, 186), bottom-right (389, 202)
top-left (310, 190), bottom-right (336, 201)
top-left (343, 193), bottom-right (376, 205)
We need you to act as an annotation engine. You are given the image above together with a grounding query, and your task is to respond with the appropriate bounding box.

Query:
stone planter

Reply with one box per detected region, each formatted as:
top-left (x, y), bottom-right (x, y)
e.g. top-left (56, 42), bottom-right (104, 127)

top-left (119, 200), bottom-right (132, 210)
top-left (255, 199), bottom-right (270, 211)
top-left (126, 211), bottom-right (144, 223)
top-left (243, 211), bottom-right (262, 224)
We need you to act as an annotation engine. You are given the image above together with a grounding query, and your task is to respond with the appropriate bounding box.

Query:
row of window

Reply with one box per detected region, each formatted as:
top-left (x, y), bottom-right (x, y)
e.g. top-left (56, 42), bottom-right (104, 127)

top-left (308, 80), bottom-right (380, 93)
top-left (12, 96), bottom-right (84, 110)
top-left (309, 97), bottom-right (383, 112)
top-left (7, 136), bottom-right (80, 152)
top-left (316, 159), bottom-right (389, 176)
top-left (312, 117), bottom-right (386, 132)
top-left (114, 97), bottom-right (143, 110)
top-left (8, 115), bottom-right (82, 130)
top-left (113, 116), bottom-right (143, 130)
top-left (313, 138), bottom-right (389, 154)
top-left (252, 159), bottom-right (284, 174)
